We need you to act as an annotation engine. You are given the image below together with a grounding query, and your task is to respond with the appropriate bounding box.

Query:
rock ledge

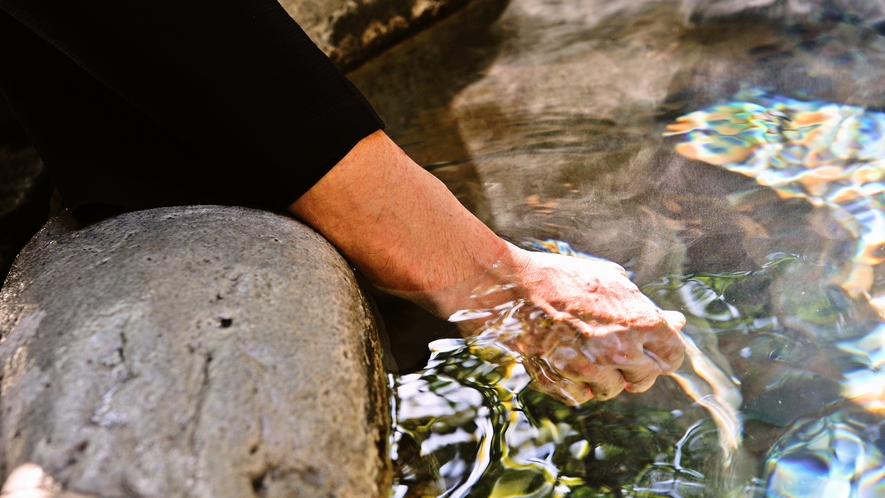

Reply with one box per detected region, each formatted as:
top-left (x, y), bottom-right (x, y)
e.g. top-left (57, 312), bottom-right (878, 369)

top-left (0, 205), bottom-right (390, 498)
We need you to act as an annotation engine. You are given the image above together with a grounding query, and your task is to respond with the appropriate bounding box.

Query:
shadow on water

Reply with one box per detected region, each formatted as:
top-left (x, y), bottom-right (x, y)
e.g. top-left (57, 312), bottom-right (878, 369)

top-left (354, 0), bottom-right (885, 496)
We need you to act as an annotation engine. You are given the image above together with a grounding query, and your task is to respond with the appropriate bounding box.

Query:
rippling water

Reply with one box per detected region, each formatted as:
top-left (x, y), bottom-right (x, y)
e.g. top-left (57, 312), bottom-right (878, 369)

top-left (348, 0), bottom-right (885, 496)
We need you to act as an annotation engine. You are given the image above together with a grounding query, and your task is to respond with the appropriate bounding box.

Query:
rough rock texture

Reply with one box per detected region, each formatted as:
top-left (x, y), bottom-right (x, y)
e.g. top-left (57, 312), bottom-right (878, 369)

top-left (0, 206), bottom-right (390, 498)
top-left (279, 0), bottom-right (478, 72)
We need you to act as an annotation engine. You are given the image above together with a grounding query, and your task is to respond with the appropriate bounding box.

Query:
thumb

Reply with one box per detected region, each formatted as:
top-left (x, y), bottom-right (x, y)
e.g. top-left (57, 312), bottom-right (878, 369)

top-left (661, 309), bottom-right (686, 330)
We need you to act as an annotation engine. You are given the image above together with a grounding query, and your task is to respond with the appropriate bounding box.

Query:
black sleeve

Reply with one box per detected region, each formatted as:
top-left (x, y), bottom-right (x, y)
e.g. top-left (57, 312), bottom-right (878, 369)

top-left (0, 0), bottom-right (384, 215)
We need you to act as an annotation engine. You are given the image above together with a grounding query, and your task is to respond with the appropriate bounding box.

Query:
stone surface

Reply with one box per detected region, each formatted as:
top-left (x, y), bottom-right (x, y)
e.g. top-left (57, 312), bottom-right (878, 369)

top-left (279, 0), bottom-right (478, 72)
top-left (0, 206), bottom-right (390, 498)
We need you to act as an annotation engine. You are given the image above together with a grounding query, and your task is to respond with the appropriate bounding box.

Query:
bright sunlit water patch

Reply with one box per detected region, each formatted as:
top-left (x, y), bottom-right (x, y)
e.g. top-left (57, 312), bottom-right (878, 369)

top-left (391, 245), bottom-right (885, 496)
top-left (664, 90), bottom-right (885, 314)
top-left (764, 410), bottom-right (885, 498)
top-left (366, 0), bottom-right (885, 495)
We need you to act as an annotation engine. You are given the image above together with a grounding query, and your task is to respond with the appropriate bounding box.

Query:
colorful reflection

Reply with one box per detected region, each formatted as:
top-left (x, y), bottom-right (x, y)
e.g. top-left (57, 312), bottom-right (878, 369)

top-left (391, 240), bottom-right (885, 496)
top-left (765, 411), bottom-right (885, 498)
top-left (392, 241), bottom-right (758, 496)
top-left (392, 335), bottom-right (728, 497)
top-left (664, 90), bottom-right (885, 315)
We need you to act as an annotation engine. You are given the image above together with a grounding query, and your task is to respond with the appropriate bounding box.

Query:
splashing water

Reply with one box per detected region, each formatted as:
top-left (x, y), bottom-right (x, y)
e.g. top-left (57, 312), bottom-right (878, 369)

top-left (392, 241), bottom-right (885, 495)
top-left (392, 240), bottom-right (762, 497)
top-left (663, 89), bottom-right (885, 315)
top-left (523, 239), bottom-right (744, 465)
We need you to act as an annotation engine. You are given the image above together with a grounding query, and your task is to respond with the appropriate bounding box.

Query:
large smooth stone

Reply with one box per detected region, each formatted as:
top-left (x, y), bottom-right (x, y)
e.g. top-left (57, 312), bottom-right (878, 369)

top-left (0, 206), bottom-right (390, 497)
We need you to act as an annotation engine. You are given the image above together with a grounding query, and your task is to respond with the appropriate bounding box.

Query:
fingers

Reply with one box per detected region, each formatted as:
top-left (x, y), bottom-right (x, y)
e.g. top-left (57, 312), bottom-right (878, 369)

top-left (523, 358), bottom-right (593, 406)
top-left (621, 357), bottom-right (662, 393)
top-left (522, 308), bottom-right (685, 397)
top-left (643, 314), bottom-right (687, 374)
top-left (578, 338), bottom-right (662, 396)
top-left (585, 368), bottom-right (627, 400)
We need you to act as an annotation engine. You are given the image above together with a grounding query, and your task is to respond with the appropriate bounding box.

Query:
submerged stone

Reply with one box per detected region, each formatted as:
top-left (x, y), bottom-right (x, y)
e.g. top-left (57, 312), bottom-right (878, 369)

top-left (0, 206), bottom-right (390, 497)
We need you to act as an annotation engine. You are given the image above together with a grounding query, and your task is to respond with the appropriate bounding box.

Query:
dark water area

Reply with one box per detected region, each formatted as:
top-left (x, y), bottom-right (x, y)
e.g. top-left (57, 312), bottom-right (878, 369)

top-left (348, 0), bottom-right (885, 496)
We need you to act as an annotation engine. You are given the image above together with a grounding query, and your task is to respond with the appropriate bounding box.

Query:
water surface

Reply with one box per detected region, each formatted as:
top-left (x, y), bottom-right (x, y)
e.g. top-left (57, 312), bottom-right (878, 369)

top-left (348, 1), bottom-right (885, 495)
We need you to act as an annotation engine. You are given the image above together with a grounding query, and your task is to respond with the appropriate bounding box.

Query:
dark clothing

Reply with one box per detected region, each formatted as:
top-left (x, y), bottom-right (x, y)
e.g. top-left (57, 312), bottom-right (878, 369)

top-left (0, 1), bottom-right (384, 216)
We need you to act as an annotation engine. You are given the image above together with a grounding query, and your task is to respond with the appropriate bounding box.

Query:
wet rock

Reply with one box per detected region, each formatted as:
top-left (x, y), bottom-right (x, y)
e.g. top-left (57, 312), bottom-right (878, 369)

top-left (280, 0), bottom-right (479, 72)
top-left (0, 206), bottom-right (391, 498)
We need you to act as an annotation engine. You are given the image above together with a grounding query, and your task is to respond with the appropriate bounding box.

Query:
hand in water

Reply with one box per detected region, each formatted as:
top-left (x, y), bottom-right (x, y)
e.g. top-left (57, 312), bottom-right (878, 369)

top-left (454, 247), bottom-right (686, 404)
top-left (290, 131), bottom-right (684, 403)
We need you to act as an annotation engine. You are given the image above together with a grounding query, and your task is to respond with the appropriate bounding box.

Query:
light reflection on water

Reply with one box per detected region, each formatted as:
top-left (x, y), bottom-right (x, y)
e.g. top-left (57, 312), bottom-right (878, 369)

top-left (392, 250), bottom-right (885, 496)
top-left (664, 89), bottom-right (885, 314)
top-left (353, 0), bottom-right (885, 496)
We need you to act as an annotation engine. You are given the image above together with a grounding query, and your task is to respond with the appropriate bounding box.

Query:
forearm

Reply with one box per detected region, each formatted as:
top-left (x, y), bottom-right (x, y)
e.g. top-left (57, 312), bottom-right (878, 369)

top-left (288, 130), bottom-right (513, 315)
top-left (289, 129), bottom-right (686, 401)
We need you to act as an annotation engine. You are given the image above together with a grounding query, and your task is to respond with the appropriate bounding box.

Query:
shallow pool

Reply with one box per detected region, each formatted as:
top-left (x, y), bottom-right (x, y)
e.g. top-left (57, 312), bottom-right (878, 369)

top-left (349, 0), bottom-right (885, 495)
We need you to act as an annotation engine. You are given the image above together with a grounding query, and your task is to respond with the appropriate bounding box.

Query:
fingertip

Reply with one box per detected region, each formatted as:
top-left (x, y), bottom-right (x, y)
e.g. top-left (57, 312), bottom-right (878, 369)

top-left (623, 378), bottom-right (655, 393)
top-left (588, 382), bottom-right (625, 401)
top-left (661, 309), bottom-right (686, 330)
top-left (668, 351), bottom-right (685, 372)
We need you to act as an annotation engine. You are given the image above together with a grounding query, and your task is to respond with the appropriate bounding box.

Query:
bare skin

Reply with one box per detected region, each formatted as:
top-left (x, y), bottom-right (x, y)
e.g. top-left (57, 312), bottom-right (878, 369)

top-left (290, 130), bottom-right (686, 401)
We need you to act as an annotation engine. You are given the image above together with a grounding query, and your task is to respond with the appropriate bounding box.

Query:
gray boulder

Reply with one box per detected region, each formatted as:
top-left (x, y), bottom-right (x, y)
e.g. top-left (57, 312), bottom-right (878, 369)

top-left (0, 206), bottom-right (390, 498)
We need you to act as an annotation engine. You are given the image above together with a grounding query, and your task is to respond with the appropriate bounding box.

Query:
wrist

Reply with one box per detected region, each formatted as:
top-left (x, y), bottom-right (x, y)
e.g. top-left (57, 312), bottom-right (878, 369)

top-left (289, 130), bottom-right (517, 316)
top-left (383, 241), bottom-right (529, 318)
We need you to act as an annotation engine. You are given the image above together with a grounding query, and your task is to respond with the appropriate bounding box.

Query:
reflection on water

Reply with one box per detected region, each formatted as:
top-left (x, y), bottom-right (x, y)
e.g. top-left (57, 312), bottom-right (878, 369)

top-left (765, 410), bottom-right (885, 498)
top-left (392, 336), bottom-right (726, 497)
top-left (392, 250), bottom-right (885, 496)
top-left (349, 0), bottom-right (885, 496)
top-left (664, 90), bottom-right (885, 313)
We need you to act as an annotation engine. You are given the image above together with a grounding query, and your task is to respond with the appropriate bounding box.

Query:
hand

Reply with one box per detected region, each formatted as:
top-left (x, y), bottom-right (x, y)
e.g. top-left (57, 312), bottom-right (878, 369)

top-left (290, 131), bottom-right (685, 403)
top-left (454, 246), bottom-right (686, 404)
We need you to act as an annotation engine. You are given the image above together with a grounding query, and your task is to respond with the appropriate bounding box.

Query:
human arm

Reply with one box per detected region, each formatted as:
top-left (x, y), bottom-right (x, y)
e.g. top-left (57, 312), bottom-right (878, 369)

top-left (1, 0), bottom-right (684, 401)
top-left (289, 130), bottom-right (686, 401)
